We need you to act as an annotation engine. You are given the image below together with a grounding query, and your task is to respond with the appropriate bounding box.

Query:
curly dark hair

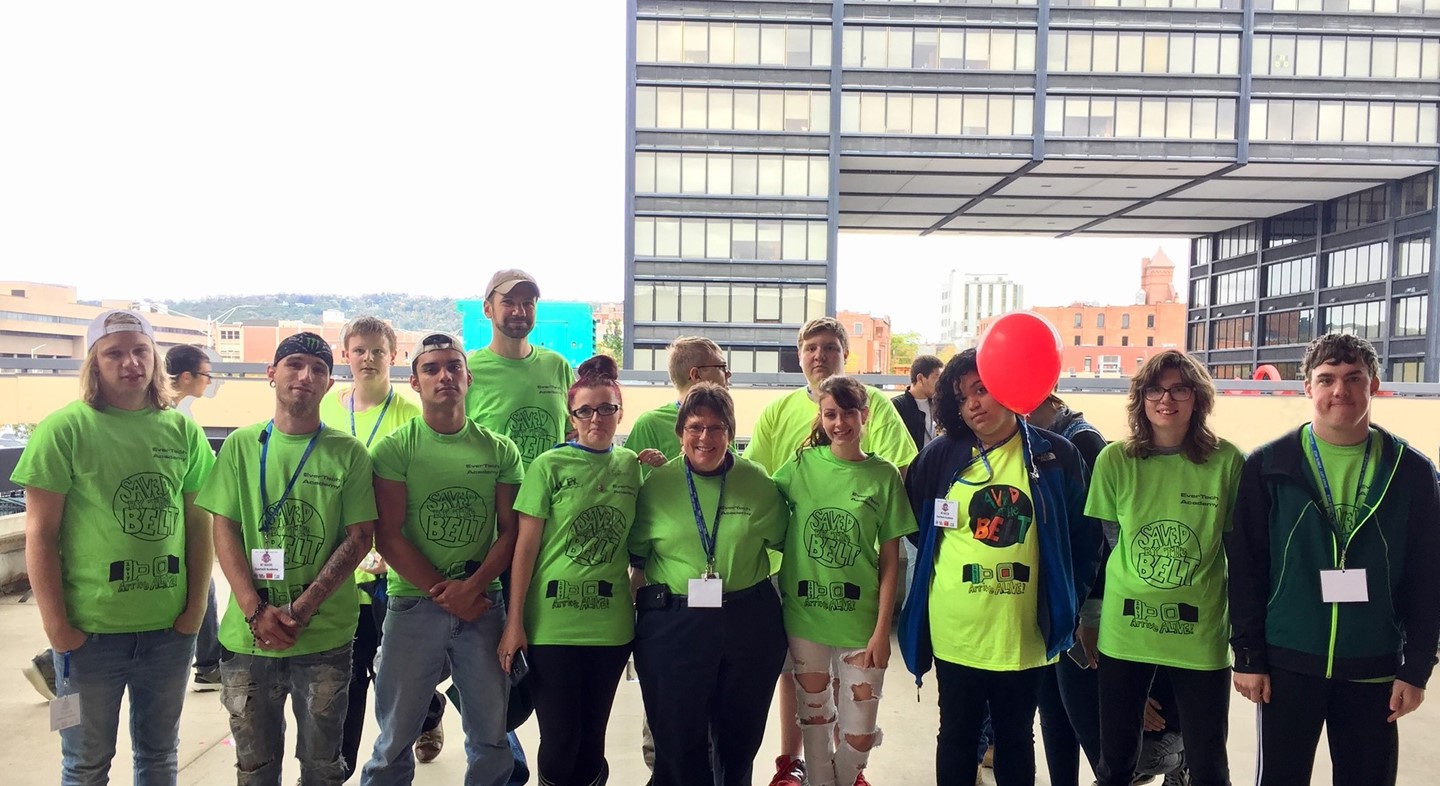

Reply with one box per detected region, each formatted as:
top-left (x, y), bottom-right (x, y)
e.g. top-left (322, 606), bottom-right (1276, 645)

top-left (932, 349), bottom-right (981, 438)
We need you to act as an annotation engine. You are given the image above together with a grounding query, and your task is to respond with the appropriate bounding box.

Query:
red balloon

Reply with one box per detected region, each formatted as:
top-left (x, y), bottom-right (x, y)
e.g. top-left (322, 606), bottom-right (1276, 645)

top-left (976, 312), bottom-right (1063, 415)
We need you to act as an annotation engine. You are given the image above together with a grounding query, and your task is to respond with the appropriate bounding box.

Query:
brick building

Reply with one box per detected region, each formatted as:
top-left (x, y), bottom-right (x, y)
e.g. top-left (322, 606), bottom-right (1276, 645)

top-left (838, 310), bottom-right (892, 374)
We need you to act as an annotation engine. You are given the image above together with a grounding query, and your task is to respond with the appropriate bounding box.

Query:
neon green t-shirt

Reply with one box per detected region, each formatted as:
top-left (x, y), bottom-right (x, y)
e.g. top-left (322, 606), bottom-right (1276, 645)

top-left (630, 456), bottom-right (787, 595)
top-left (513, 444), bottom-right (642, 646)
top-left (775, 447), bottom-right (917, 649)
top-left (930, 437), bottom-right (1051, 671)
top-left (197, 422), bottom-right (378, 657)
top-left (10, 400), bottom-right (214, 634)
top-left (371, 418), bottom-right (524, 597)
top-left (1302, 425), bottom-right (1381, 538)
top-left (624, 402), bottom-right (681, 479)
top-left (1085, 440), bottom-right (1244, 670)
top-left (319, 385), bottom-right (422, 450)
top-left (464, 347), bottom-right (575, 470)
top-left (743, 386), bottom-right (918, 476)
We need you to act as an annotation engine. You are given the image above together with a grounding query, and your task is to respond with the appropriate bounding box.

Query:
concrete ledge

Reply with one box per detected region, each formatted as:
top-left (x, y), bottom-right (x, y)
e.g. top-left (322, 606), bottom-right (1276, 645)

top-left (0, 512), bottom-right (27, 592)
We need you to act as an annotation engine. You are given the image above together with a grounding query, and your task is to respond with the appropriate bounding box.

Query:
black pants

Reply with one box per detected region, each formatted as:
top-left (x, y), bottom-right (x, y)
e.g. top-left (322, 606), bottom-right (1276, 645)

top-left (935, 659), bottom-right (1044, 786)
top-left (1054, 653), bottom-right (1102, 774)
top-left (1038, 661), bottom-right (1087, 786)
top-left (1095, 657), bottom-right (1230, 786)
top-left (341, 596), bottom-right (446, 779)
top-left (528, 643), bottom-right (631, 786)
top-left (1257, 667), bottom-right (1399, 786)
top-left (633, 582), bottom-right (787, 786)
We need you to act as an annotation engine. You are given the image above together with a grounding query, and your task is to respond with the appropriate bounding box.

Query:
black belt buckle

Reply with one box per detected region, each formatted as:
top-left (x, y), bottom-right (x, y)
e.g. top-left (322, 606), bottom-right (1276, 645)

top-left (635, 584), bottom-right (672, 611)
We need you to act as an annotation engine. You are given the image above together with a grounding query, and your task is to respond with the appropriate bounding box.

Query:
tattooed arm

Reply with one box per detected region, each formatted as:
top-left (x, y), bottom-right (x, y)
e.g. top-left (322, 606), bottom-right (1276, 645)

top-left (288, 520), bottom-right (374, 626)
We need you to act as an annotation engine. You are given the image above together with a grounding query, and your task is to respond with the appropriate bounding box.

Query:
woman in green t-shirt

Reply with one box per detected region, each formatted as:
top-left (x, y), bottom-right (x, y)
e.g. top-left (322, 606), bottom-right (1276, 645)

top-left (629, 382), bottom-right (790, 786)
top-left (500, 355), bottom-right (660, 786)
top-left (1085, 350), bottom-right (1244, 786)
top-left (775, 376), bottom-right (915, 786)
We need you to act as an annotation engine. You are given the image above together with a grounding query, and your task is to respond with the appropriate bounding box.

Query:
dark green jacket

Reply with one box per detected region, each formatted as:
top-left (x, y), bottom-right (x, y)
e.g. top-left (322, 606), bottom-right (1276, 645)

top-left (1226, 425), bottom-right (1440, 686)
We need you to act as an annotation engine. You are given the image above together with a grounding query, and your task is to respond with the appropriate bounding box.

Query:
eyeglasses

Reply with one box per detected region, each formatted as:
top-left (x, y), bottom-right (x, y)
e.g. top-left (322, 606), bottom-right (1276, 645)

top-left (195, 372), bottom-right (213, 380)
top-left (683, 424), bottom-right (728, 438)
top-left (1143, 384), bottom-right (1194, 402)
top-left (570, 403), bottom-right (621, 419)
top-left (694, 363), bottom-right (730, 375)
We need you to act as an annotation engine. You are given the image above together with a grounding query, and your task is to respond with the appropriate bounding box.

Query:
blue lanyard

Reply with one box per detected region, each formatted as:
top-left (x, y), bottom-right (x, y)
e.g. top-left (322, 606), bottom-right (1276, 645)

top-left (349, 387), bottom-right (393, 447)
top-left (1307, 425), bottom-right (1372, 530)
top-left (951, 427), bottom-right (1018, 487)
top-left (260, 421), bottom-right (323, 534)
top-left (684, 459), bottom-right (727, 575)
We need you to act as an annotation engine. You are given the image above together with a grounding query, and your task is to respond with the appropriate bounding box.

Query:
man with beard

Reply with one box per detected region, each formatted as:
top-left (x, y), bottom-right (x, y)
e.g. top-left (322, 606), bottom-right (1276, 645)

top-left (361, 332), bottom-right (523, 786)
top-left (466, 269), bottom-right (575, 471)
top-left (743, 316), bottom-right (918, 786)
top-left (199, 332), bottom-right (378, 785)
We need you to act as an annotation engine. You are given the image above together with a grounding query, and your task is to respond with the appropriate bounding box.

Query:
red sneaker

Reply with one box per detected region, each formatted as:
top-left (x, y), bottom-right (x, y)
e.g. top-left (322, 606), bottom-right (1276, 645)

top-left (768, 755), bottom-right (807, 786)
top-left (853, 773), bottom-right (873, 786)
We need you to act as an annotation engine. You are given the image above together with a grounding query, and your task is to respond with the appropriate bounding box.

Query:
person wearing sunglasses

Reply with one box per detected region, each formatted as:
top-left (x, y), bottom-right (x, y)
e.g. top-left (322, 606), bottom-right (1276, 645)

top-left (629, 382), bottom-right (790, 786)
top-left (1086, 350), bottom-right (1244, 786)
top-left (499, 354), bottom-right (661, 786)
top-left (899, 349), bottom-right (1099, 786)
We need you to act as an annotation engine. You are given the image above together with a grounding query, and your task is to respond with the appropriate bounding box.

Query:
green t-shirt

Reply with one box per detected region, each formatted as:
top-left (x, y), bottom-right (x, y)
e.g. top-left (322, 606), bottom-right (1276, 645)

top-left (1085, 441), bottom-right (1245, 670)
top-left (513, 444), bottom-right (642, 645)
top-left (11, 400), bottom-right (214, 634)
top-left (319, 385), bottom-right (422, 449)
top-left (371, 418), bottom-right (524, 597)
top-left (464, 347), bottom-right (575, 470)
top-left (775, 447), bottom-right (916, 649)
top-left (624, 402), bottom-right (681, 479)
top-left (930, 437), bottom-right (1051, 671)
top-left (1302, 425), bottom-right (1381, 539)
top-left (744, 385), bottom-right (918, 476)
top-left (630, 456), bottom-right (787, 595)
top-left (197, 422), bottom-right (379, 657)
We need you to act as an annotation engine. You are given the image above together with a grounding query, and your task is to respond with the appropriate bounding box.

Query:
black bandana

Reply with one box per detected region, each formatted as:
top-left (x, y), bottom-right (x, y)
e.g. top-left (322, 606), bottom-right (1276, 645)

top-left (273, 332), bottom-right (334, 372)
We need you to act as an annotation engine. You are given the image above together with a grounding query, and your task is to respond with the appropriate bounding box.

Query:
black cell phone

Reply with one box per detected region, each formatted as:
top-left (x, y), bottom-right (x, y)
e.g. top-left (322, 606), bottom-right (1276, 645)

top-left (509, 650), bottom-right (530, 685)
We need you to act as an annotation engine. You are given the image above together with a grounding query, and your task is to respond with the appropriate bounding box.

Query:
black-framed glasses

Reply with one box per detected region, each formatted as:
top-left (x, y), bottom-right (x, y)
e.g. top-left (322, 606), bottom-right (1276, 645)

top-left (195, 372), bottom-right (213, 380)
top-left (683, 424), bottom-right (728, 438)
top-left (1143, 384), bottom-right (1194, 402)
top-left (694, 363), bottom-right (730, 375)
top-left (571, 403), bottom-right (621, 419)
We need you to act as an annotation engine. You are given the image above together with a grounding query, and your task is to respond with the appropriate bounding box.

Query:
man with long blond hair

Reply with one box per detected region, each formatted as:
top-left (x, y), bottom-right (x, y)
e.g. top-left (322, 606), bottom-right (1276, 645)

top-left (11, 309), bottom-right (216, 785)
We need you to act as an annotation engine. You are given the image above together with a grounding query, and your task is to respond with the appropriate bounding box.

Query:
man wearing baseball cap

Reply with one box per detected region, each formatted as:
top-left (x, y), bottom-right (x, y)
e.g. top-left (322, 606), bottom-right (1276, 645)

top-left (466, 269), bottom-right (575, 473)
top-left (12, 309), bottom-right (216, 783)
top-left (198, 332), bottom-right (379, 784)
top-left (361, 330), bottom-right (524, 785)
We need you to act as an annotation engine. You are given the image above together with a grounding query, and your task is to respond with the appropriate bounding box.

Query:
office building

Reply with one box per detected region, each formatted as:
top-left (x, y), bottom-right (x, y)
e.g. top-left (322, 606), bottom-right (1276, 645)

top-left (1, 282), bottom-right (209, 359)
top-left (941, 272), bottom-right (1024, 348)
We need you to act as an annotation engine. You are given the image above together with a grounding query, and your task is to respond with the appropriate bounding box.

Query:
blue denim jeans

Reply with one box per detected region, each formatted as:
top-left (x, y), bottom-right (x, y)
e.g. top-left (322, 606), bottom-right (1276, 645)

top-left (219, 643), bottom-right (353, 786)
top-left (361, 594), bottom-right (511, 786)
top-left (194, 580), bottom-right (224, 671)
top-left (54, 628), bottom-right (195, 786)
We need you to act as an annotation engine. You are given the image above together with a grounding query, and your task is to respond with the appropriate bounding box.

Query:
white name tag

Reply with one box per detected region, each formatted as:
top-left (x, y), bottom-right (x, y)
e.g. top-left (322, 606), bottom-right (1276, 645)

top-left (688, 576), bottom-right (723, 608)
top-left (50, 693), bottom-right (81, 732)
top-left (933, 499), bottom-right (959, 529)
top-left (252, 548), bottom-right (285, 581)
top-left (1320, 569), bottom-right (1368, 603)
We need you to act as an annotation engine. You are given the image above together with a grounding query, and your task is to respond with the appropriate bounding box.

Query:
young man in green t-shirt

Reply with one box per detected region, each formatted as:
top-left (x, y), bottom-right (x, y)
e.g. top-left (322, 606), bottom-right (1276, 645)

top-left (361, 332), bottom-right (524, 786)
top-left (624, 335), bottom-right (731, 475)
top-left (1227, 333), bottom-right (1440, 786)
top-left (12, 309), bottom-right (215, 785)
top-left (198, 332), bottom-right (378, 785)
top-left (743, 317), bottom-right (919, 786)
top-left (465, 269), bottom-right (576, 471)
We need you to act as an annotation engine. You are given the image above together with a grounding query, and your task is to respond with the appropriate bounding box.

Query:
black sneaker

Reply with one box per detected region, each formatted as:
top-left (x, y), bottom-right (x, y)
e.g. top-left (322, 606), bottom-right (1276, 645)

top-left (22, 651), bottom-right (56, 701)
top-left (192, 667), bottom-right (222, 692)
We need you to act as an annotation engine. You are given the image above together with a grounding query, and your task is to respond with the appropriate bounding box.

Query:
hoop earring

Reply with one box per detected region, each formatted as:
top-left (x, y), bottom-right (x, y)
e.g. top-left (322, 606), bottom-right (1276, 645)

top-left (269, 380), bottom-right (277, 388)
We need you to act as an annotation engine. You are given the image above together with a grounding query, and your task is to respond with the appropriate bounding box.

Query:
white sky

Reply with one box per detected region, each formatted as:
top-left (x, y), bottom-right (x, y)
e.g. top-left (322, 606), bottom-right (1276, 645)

top-left (0, 2), bottom-right (1189, 344)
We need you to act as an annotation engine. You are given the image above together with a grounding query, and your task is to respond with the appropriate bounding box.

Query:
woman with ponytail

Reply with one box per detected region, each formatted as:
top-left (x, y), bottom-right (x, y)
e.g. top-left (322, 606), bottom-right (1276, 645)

top-left (500, 355), bottom-right (658, 786)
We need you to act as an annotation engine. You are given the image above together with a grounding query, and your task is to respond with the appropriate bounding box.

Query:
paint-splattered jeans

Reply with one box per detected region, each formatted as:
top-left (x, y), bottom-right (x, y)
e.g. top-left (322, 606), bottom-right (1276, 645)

top-left (220, 643), bottom-right (352, 786)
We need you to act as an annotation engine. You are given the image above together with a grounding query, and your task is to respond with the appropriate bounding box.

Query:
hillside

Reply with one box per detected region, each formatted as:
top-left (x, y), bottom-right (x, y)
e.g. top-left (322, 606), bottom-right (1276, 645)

top-left (162, 293), bottom-right (475, 332)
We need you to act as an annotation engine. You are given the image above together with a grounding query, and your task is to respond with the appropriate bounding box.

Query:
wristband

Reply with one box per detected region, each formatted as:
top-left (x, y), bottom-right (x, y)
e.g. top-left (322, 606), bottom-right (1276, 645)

top-left (245, 598), bottom-right (269, 626)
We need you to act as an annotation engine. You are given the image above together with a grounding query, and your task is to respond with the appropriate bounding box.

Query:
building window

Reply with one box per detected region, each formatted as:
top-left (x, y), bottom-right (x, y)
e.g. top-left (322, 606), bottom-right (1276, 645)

top-left (1121, 313), bottom-right (1131, 329)
top-left (1395, 236), bottom-right (1432, 278)
top-left (842, 26), bottom-right (1038, 72)
top-left (636, 86), bottom-right (831, 134)
top-left (1393, 295), bottom-right (1428, 337)
top-left (1084, 356), bottom-right (1092, 372)
top-left (1399, 172), bottom-right (1436, 216)
top-left (1325, 243), bottom-right (1388, 287)
top-left (1262, 309), bottom-right (1315, 346)
top-left (1250, 100), bottom-right (1439, 146)
top-left (1074, 335), bottom-right (1081, 346)
top-left (1097, 335), bottom-right (1105, 346)
top-left (1121, 336), bottom-right (1130, 347)
top-left (1096, 314), bottom-right (1106, 329)
top-left (637, 20), bottom-right (832, 68)
top-left (1265, 256), bottom-right (1316, 297)
top-left (635, 216), bottom-right (827, 262)
top-left (1325, 186), bottom-right (1390, 234)
top-left (1391, 359), bottom-right (1426, 383)
top-left (1211, 316), bottom-right (1254, 349)
top-left (1322, 300), bottom-right (1386, 340)
top-left (840, 92), bottom-right (1035, 136)
top-left (854, 322), bottom-right (863, 336)
top-left (634, 152), bottom-right (829, 198)
top-left (1190, 278), bottom-right (1210, 308)
top-left (1047, 30), bottom-right (1241, 75)
top-left (1147, 336), bottom-right (1155, 347)
top-left (1194, 236), bottom-right (1213, 264)
top-left (1044, 95), bottom-right (1238, 141)
top-left (1187, 321), bottom-right (1206, 350)
top-left (1073, 313), bottom-right (1082, 328)
top-left (1251, 33), bottom-right (1440, 81)
top-left (1217, 223), bottom-right (1259, 260)
top-left (1146, 314), bottom-right (1156, 329)
top-left (1210, 363), bottom-right (1254, 380)
top-left (1214, 268), bottom-right (1257, 306)
top-left (1265, 205), bottom-right (1319, 249)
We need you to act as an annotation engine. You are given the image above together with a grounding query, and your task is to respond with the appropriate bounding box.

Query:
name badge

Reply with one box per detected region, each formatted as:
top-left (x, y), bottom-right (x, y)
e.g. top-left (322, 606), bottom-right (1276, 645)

top-left (933, 499), bottom-right (958, 529)
top-left (50, 693), bottom-right (81, 732)
top-left (1320, 569), bottom-right (1368, 603)
top-left (688, 576), bottom-right (723, 608)
top-left (252, 548), bottom-right (285, 581)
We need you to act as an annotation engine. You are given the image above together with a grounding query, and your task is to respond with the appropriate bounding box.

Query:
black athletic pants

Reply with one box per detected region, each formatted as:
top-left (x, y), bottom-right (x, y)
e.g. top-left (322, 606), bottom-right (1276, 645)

top-left (1256, 667), bottom-right (1399, 786)
top-left (1095, 656), bottom-right (1230, 786)
top-left (935, 659), bottom-right (1044, 786)
top-left (528, 643), bottom-right (631, 786)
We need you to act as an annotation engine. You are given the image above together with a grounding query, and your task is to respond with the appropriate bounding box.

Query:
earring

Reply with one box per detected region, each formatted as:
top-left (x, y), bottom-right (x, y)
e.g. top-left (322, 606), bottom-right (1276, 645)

top-left (269, 380), bottom-right (276, 388)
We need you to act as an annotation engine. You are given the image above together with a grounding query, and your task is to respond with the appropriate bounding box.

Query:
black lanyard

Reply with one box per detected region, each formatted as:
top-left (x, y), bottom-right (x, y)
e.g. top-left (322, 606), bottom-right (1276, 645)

top-left (260, 421), bottom-right (322, 535)
top-left (684, 460), bottom-right (727, 576)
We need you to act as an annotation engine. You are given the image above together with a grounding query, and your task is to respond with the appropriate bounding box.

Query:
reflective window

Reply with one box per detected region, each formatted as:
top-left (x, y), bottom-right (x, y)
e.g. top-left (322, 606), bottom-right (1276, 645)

top-left (1250, 100), bottom-right (1439, 145)
top-left (1217, 223), bottom-right (1259, 260)
top-left (841, 92), bottom-right (1033, 136)
top-left (1257, 0), bottom-right (1440, 13)
top-left (1322, 300), bottom-right (1386, 340)
top-left (1046, 96), bottom-right (1236, 141)
top-left (1056, 0), bottom-right (1239, 6)
top-left (1194, 237), bottom-right (1213, 265)
top-left (1266, 206), bottom-right (1318, 249)
top-left (1210, 364), bottom-right (1255, 380)
top-left (632, 282), bottom-right (826, 324)
top-left (1326, 186), bottom-right (1389, 233)
top-left (1050, 31), bottom-right (1239, 75)
top-left (636, 21), bottom-right (831, 67)
top-left (1390, 359), bottom-right (1426, 383)
top-left (1262, 309), bottom-right (1315, 346)
top-left (634, 152), bottom-right (829, 198)
top-left (1211, 316), bottom-right (1254, 350)
top-left (636, 87), bottom-right (830, 133)
top-left (634, 217), bottom-right (828, 261)
top-left (1215, 269), bottom-right (1257, 306)
top-left (843, 26), bottom-right (1036, 71)
top-left (1395, 236), bottom-right (1432, 278)
top-left (1188, 321), bottom-right (1206, 350)
top-left (1190, 278), bottom-right (1210, 308)
top-left (1393, 294), bottom-right (1428, 337)
top-left (1253, 35), bottom-right (1440, 81)
top-left (1265, 257), bottom-right (1316, 297)
top-left (1400, 173), bottom-right (1436, 216)
top-left (1326, 242), bottom-right (1388, 287)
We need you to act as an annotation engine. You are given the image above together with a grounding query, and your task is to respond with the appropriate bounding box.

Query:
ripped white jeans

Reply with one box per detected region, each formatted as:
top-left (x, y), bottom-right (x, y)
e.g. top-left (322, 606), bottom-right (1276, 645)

top-left (787, 635), bottom-right (887, 786)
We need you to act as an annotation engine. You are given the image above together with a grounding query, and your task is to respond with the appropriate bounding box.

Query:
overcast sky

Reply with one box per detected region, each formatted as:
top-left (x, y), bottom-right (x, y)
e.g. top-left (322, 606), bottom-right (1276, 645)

top-left (0, 2), bottom-right (1189, 343)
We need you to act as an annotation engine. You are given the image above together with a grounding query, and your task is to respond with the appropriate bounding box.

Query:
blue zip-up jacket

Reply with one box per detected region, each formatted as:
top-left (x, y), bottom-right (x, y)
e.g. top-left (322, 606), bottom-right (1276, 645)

top-left (898, 418), bottom-right (1102, 687)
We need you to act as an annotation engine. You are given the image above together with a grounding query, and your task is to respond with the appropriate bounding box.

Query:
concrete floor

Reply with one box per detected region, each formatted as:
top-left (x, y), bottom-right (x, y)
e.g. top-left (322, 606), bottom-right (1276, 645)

top-left (2, 574), bottom-right (1438, 785)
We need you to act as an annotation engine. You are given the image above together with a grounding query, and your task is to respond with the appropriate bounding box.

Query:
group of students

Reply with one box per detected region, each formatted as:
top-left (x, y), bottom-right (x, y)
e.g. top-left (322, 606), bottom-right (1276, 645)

top-left (12, 271), bottom-right (1439, 786)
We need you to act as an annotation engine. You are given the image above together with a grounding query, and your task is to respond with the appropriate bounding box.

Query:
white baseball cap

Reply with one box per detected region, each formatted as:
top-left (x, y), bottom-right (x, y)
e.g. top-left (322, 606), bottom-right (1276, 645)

top-left (86, 309), bottom-right (156, 351)
top-left (410, 331), bottom-right (466, 370)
